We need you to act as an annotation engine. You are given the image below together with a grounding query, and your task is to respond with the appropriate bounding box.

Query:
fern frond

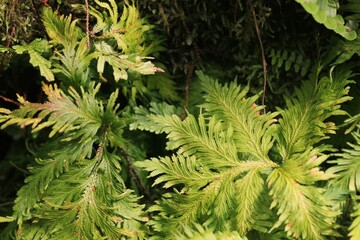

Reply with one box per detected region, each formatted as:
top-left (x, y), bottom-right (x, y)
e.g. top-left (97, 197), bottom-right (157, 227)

top-left (42, 7), bottom-right (83, 48)
top-left (148, 178), bottom-right (224, 235)
top-left (235, 169), bottom-right (265, 235)
top-left (275, 69), bottom-right (352, 161)
top-left (328, 126), bottom-right (360, 239)
top-left (118, 2), bottom-right (149, 54)
top-left (135, 113), bottom-right (278, 236)
top-left (133, 110), bottom-right (248, 170)
top-left (28, 151), bottom-right (146, 239)
top-left (94, 0), bottom-right (118, 24)
top-left (136, 155), bottom-right (215, 189)
top-left (174, 223), bottom-right (247, 240)
top-left (95, 41), bottom-right (162, 81)
top-left (349, 196), bottom-right (360, 240)
top-left (263, 66), bottom-right (354, 238)
top-left (333, 39), bottom-right (360, 65)
top-left (87, 5), bottom-right (108, 34)
top-left (198, 71), bottom-right (279, 162)
top-left (132, 72), bottom-right (284, 236)
top-left (269, 48), bottom-right (311, 76)
top-left (52, 38), bottom-right (99, 87)
top-left (72, 0), bottom-right (171, 100)
top-left (90, 1), bottom-right (150, 55)
top-left (328, 130), bottom-right (360, 191)
top-left (0, 83), bottom-right (103, 139)
top-left (130, 102), bottom-right (182, 131)
top-left (133, 70), bottom-right (352, 238)
top-left (267, 166), bottom-right (336, 240)
top-left (13, 39), bottom-right (54, 81)
top-left (12, 146), bottom-right (89, 222)
top-left (0, 82), bottom-right (148, 237)
top-left (141, 153), bottom-right (275, 236)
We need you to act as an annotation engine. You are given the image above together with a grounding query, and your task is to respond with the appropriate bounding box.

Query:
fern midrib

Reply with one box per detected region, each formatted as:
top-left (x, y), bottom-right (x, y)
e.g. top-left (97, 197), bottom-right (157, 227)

top-left (220, 160), bottom-right (277, 178)
top-left (283, 101), bottom-right (312, 161)
top-left (179, 177), bottom-right (221, 226)
top-left (218, 97), bottom-right (271, 162)
top-left (45, 100), bottom-right (101, 129)
top-left (332, 151), bottom-right (360, 190)
top-left (236, 169), bottom-right (263, 234)
top-left (173, 122), bottom-right (239, 165)
top-left (177, 162), bottom-right (275, 230)
top-left (167, 166), bottom-right (217, 184)
top-left (13, 157), bottom-right (69, 220)
top-left (275, 168), bottom-right (324, 239)
top-left (67, 127), bottom-right (110, 236)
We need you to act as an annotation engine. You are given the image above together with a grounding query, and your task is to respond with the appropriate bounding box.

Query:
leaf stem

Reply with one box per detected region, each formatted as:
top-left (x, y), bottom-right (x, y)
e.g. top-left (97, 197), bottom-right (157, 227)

top-left (248, 0), bottom-right (267, 113)
top-left (85, 0), bottom-right (90, 48)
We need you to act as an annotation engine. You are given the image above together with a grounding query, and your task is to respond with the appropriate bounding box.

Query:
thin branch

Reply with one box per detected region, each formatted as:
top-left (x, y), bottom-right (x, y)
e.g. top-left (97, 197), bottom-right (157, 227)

top-left (180, 8), bottom-right (201, 120)
top-left (248, 0), bottom-right (267, 113)
top-left (5, 26), bottom-right (16, 48)
top-left (181, 64), bottom-right (193, 120)
top-left (85, 0), bottom-right (90, 48)
top-left (119, 148), bottom-right (153, 203)
top-left (9, 161), bottom-right (28, 174)
top-left (0, 95), bottom-right (20, 106)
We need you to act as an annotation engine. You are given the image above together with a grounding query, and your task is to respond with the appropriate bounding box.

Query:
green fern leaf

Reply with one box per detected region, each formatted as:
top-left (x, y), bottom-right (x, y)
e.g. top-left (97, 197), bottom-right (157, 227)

top-left (328, 132), bottom-right (360, 192)
top-left (133, 69), bottom-right (352, 238)
top-left (275, 70), bottom-right (352, 161)
top-left (174, 223), bottom-right (247, 240)
top-left (267, 67), bottom-right (353, 238)
top-left (349, 197), bottom-right (360, 240)
top-left (42, 7), bottom-right (83, 48)
top-left (0, 87), bottom-right (147, 238)
top-left (0, 83), bottom-right (104, 139)
top-left (52, 38), bottom-right (99, 87)
top-left (133, 72), bottom-right (280, 236)
top-left (0, 216), bottom-right (14, 223)
top-left (328, 127), bottom-right (360, 239)
top-left (13, 39), bottom-right (54, 81)
top-left (95, 41), bottom-right (162, 82)
top-left (136, 155), bottom-right (215, 189)
top-left (267, 166), bottom-right (336, 240)
top-left (32, 152), bottom-right (145, 239)
top-left (95, 0), bottom-right (118, 24)
top-left (198, 71), bottom-right (279, 162)
top-left (12, 150), bottom-right (84, 222)
top-left (235, 169), bottom-right (265, 235)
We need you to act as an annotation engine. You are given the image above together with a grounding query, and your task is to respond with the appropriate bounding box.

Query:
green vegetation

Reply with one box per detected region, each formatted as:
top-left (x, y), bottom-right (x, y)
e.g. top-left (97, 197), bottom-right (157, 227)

top-left (1, 0), bottom-right (360, 239)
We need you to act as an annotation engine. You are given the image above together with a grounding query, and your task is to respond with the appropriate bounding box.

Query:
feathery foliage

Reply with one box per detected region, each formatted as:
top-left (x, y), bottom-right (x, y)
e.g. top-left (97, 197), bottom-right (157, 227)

top-left (268, 48), bottom-right (311, 77)
top-left (174, 224), bottom-right (247, 240)
top-left (328, 127), bottom-right (360, 240)
top-left (0, 1), bottom-right (167, 238)
top-left (0, 83), bottom-right (148, 238)
top-left (2, 0), bottom-right (360, 239)
top-left (132, 68), bottom-right (353, 239)
top-left (12, 39), bottom-right (54, 81)
top-left (4, 1), bottom-right (172, 101)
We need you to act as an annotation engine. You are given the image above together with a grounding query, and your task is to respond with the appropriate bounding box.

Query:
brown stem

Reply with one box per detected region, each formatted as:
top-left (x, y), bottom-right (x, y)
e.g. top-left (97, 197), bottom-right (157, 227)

top-left (0, 95), bottom-right (20, 106)
top-left (248, 0), bottom-right (267, 113)
top-left (85, 0), bottom-right (90, 48)
top-left (119, 148), bottom-right (153, 203)
top-left (180, 8), bottom-right (201, 120)
top-left (181, 64), bottom-right (194, 120)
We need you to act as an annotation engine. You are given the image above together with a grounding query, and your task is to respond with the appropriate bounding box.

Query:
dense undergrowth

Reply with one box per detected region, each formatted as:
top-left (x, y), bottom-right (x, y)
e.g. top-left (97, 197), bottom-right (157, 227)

top-left (1, 0), bottom-right (360, 239)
